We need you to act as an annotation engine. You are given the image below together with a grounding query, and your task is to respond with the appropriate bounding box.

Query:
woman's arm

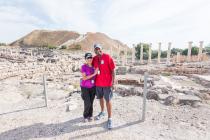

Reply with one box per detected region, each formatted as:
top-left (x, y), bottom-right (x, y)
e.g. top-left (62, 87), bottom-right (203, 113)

top-left (81, 68), bottom-right (98, 80)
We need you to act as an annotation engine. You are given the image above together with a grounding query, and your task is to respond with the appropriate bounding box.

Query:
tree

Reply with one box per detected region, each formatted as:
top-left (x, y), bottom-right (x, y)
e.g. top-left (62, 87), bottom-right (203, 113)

top-left (161, 51), bottom-right (167, 58)
top-left (182, 46), bottom-right (198, 56)
top-left (171, 48), bottom-right (183, 55)
top-left (151, 50), bottom-right (158, 59)
top-left (191, 47), bottom-right (199, 55)
top-left (135, 43), bottom-right (150, 60)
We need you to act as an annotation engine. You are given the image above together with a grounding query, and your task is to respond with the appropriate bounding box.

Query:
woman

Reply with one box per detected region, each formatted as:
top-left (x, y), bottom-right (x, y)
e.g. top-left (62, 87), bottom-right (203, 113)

top-left (80, 52), bottom-right (97, 122)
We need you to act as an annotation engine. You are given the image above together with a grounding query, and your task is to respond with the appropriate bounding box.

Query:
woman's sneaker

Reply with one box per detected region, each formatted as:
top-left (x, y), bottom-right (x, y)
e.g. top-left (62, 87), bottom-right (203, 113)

top-left (95, 112), bottom-right (105, 120)
top-left (83, 118), bottom-right (88, 123)
top-left (88, 117), bottom-right (93, 122)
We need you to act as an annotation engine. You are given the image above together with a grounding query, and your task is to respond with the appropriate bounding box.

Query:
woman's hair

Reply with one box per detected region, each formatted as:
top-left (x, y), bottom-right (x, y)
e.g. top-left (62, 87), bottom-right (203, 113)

top-left (85, 53), bottom-right (92, 59)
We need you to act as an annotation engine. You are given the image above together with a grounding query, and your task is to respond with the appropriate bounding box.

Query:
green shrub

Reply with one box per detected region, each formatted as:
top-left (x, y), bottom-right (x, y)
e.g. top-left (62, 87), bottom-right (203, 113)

top-left (42, 44), bottom-right (56, 49)
top-left (0, 43), bottom-right (6, 46)
top-left (48, 45), bottom-right (56, 49)
top-left (61, 45), bottom-right (67, 49)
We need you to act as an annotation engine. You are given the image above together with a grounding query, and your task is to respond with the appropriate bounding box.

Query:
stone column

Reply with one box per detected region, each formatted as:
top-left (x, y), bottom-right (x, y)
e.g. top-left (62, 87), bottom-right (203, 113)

top-left (132, 45), bottom-right (135, 64)
top-left (125, 47), bottom-right (127, 65)
top-left (198, 41), bottom-right (203, 61)
top-left (148, 43), bottom-right (152, 64)
top-left (177, 52), bottom-right (181, 63)
top-left (157, 42), bottom-right (161, 63)
top-left (187, 41), bottom-right (193, 62)
top-left (140, 43), bottom-right (144, 64)
top-left (166, 42), bottom-right (171, 65)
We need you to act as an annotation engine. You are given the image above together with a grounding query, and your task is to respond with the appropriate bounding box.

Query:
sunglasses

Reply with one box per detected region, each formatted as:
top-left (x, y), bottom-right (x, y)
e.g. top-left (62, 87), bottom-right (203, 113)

top-left (86, 57), bottom-right (93, 60)
top-left (95, 48), bottom-right (101, 50)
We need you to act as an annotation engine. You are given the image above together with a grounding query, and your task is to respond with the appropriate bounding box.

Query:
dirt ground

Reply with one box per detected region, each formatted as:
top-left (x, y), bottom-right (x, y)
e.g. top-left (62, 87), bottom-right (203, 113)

top-left (0, 78), bottom-right (210, 140)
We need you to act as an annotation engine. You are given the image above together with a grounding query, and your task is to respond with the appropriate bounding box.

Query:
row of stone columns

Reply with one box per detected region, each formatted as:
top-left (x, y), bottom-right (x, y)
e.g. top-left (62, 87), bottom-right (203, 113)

top-left (107, 41), bottom-right (205, 66)
top-left (134, 42), bottom-right (172, 65)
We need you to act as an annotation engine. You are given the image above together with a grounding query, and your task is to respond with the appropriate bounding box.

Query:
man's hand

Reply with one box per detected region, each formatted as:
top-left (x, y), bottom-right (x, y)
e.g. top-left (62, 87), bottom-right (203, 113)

top-left (111, 79), bottom-right (117, 91)
top-left (112, 84), bottom-right (115, 91)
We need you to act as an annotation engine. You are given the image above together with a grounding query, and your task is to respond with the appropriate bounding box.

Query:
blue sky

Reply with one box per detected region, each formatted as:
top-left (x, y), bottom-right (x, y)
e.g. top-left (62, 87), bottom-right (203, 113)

top-left (0, 0), bottom-right (210, 50)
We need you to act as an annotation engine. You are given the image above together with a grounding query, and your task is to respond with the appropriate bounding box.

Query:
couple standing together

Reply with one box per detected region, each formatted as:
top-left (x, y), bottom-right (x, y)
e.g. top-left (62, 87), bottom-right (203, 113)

top-left (80, 44), bottom-right (115, 130)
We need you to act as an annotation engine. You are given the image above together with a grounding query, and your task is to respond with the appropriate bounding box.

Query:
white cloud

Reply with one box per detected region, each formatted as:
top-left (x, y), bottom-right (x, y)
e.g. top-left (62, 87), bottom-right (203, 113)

top-left (32, 0), bottom-right (97, 32)
top-left (99, 0), bottom-right (210, 49)
top-left (0, 5), bottom-right (44, 43)
top-left (0, 0), bottom-right (210, 49)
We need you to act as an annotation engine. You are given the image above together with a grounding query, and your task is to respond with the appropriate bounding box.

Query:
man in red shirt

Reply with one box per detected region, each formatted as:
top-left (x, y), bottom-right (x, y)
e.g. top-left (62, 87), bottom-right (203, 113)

top-left (92, 44), bottom-right (115, 130)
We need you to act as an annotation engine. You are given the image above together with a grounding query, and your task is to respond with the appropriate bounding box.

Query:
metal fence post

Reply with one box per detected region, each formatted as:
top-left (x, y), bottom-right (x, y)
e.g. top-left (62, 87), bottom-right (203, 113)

top-left (142, 72), bottom-right (148, 121)
top-left (43, 74), bottom-right (48, 107)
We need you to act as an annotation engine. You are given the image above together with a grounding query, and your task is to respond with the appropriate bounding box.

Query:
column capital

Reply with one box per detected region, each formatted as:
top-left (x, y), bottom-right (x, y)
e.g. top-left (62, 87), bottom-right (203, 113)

top-left (188, 41), bottom-right (193, 44)
top-left (149, 43), bottom-right (152, 47)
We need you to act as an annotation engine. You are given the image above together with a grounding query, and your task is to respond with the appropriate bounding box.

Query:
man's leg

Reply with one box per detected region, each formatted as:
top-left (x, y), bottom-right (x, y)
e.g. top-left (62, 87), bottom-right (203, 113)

top-left (104, 87), bottom-right (113, 129)
top-left (106, 101), bottom-right (112, 118)
top-left (100, 98), bottom-right (105, 112)
top-left (96, 87), bottom-right (105, 120)
top-left (96, 87), bottom-right (104, 112)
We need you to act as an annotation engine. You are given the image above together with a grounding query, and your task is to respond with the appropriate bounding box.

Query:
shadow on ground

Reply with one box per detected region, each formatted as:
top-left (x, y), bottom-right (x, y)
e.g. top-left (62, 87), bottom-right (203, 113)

top-left (0, 117), bottom-right (142, 140)
top-left (0, 106), bottom-right (46, 116)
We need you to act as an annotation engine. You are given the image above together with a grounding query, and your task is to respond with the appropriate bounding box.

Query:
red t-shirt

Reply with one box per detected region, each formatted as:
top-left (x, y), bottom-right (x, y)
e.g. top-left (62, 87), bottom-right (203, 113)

top-left (92, 53), bottom-right (115, 87)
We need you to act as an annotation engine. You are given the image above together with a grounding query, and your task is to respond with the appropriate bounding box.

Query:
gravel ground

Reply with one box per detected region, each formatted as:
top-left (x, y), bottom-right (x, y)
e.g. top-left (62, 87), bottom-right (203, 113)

top-left (0, 89), bottom-right (210, 140)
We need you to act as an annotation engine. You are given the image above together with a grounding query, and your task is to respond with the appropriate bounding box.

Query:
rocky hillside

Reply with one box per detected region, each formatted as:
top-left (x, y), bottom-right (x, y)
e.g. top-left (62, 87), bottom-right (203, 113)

top-left (10, 30), bottom-right (80, 47)
top-left (68, 32), bottom-right (127, 52)
top-left (10, 30), bottom-right (128, 52)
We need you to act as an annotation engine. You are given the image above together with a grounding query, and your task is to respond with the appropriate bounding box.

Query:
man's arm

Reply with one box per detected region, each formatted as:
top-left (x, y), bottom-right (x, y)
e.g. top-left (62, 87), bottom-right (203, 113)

top-left (111, 70), bottom-right (115, 90)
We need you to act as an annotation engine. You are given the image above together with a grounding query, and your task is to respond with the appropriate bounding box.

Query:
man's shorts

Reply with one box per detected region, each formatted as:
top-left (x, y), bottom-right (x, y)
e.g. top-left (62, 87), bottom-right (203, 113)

top-left (96, 87), bottom-right (113, 102)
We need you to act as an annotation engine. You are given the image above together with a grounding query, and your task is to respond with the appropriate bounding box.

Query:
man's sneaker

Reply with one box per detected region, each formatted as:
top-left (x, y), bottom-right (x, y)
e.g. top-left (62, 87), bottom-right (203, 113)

top-left (95, 112), bottom-right (105, 120)
top-left (107, 119), bottom-right (113, 130)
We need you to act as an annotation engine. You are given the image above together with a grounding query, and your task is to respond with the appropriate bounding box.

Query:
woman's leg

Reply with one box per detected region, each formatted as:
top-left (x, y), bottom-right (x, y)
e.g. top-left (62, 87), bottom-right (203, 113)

top-left (81, 87), bottom-right (91, 118)
top-left (89, 87), bottom-right (96, 117)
